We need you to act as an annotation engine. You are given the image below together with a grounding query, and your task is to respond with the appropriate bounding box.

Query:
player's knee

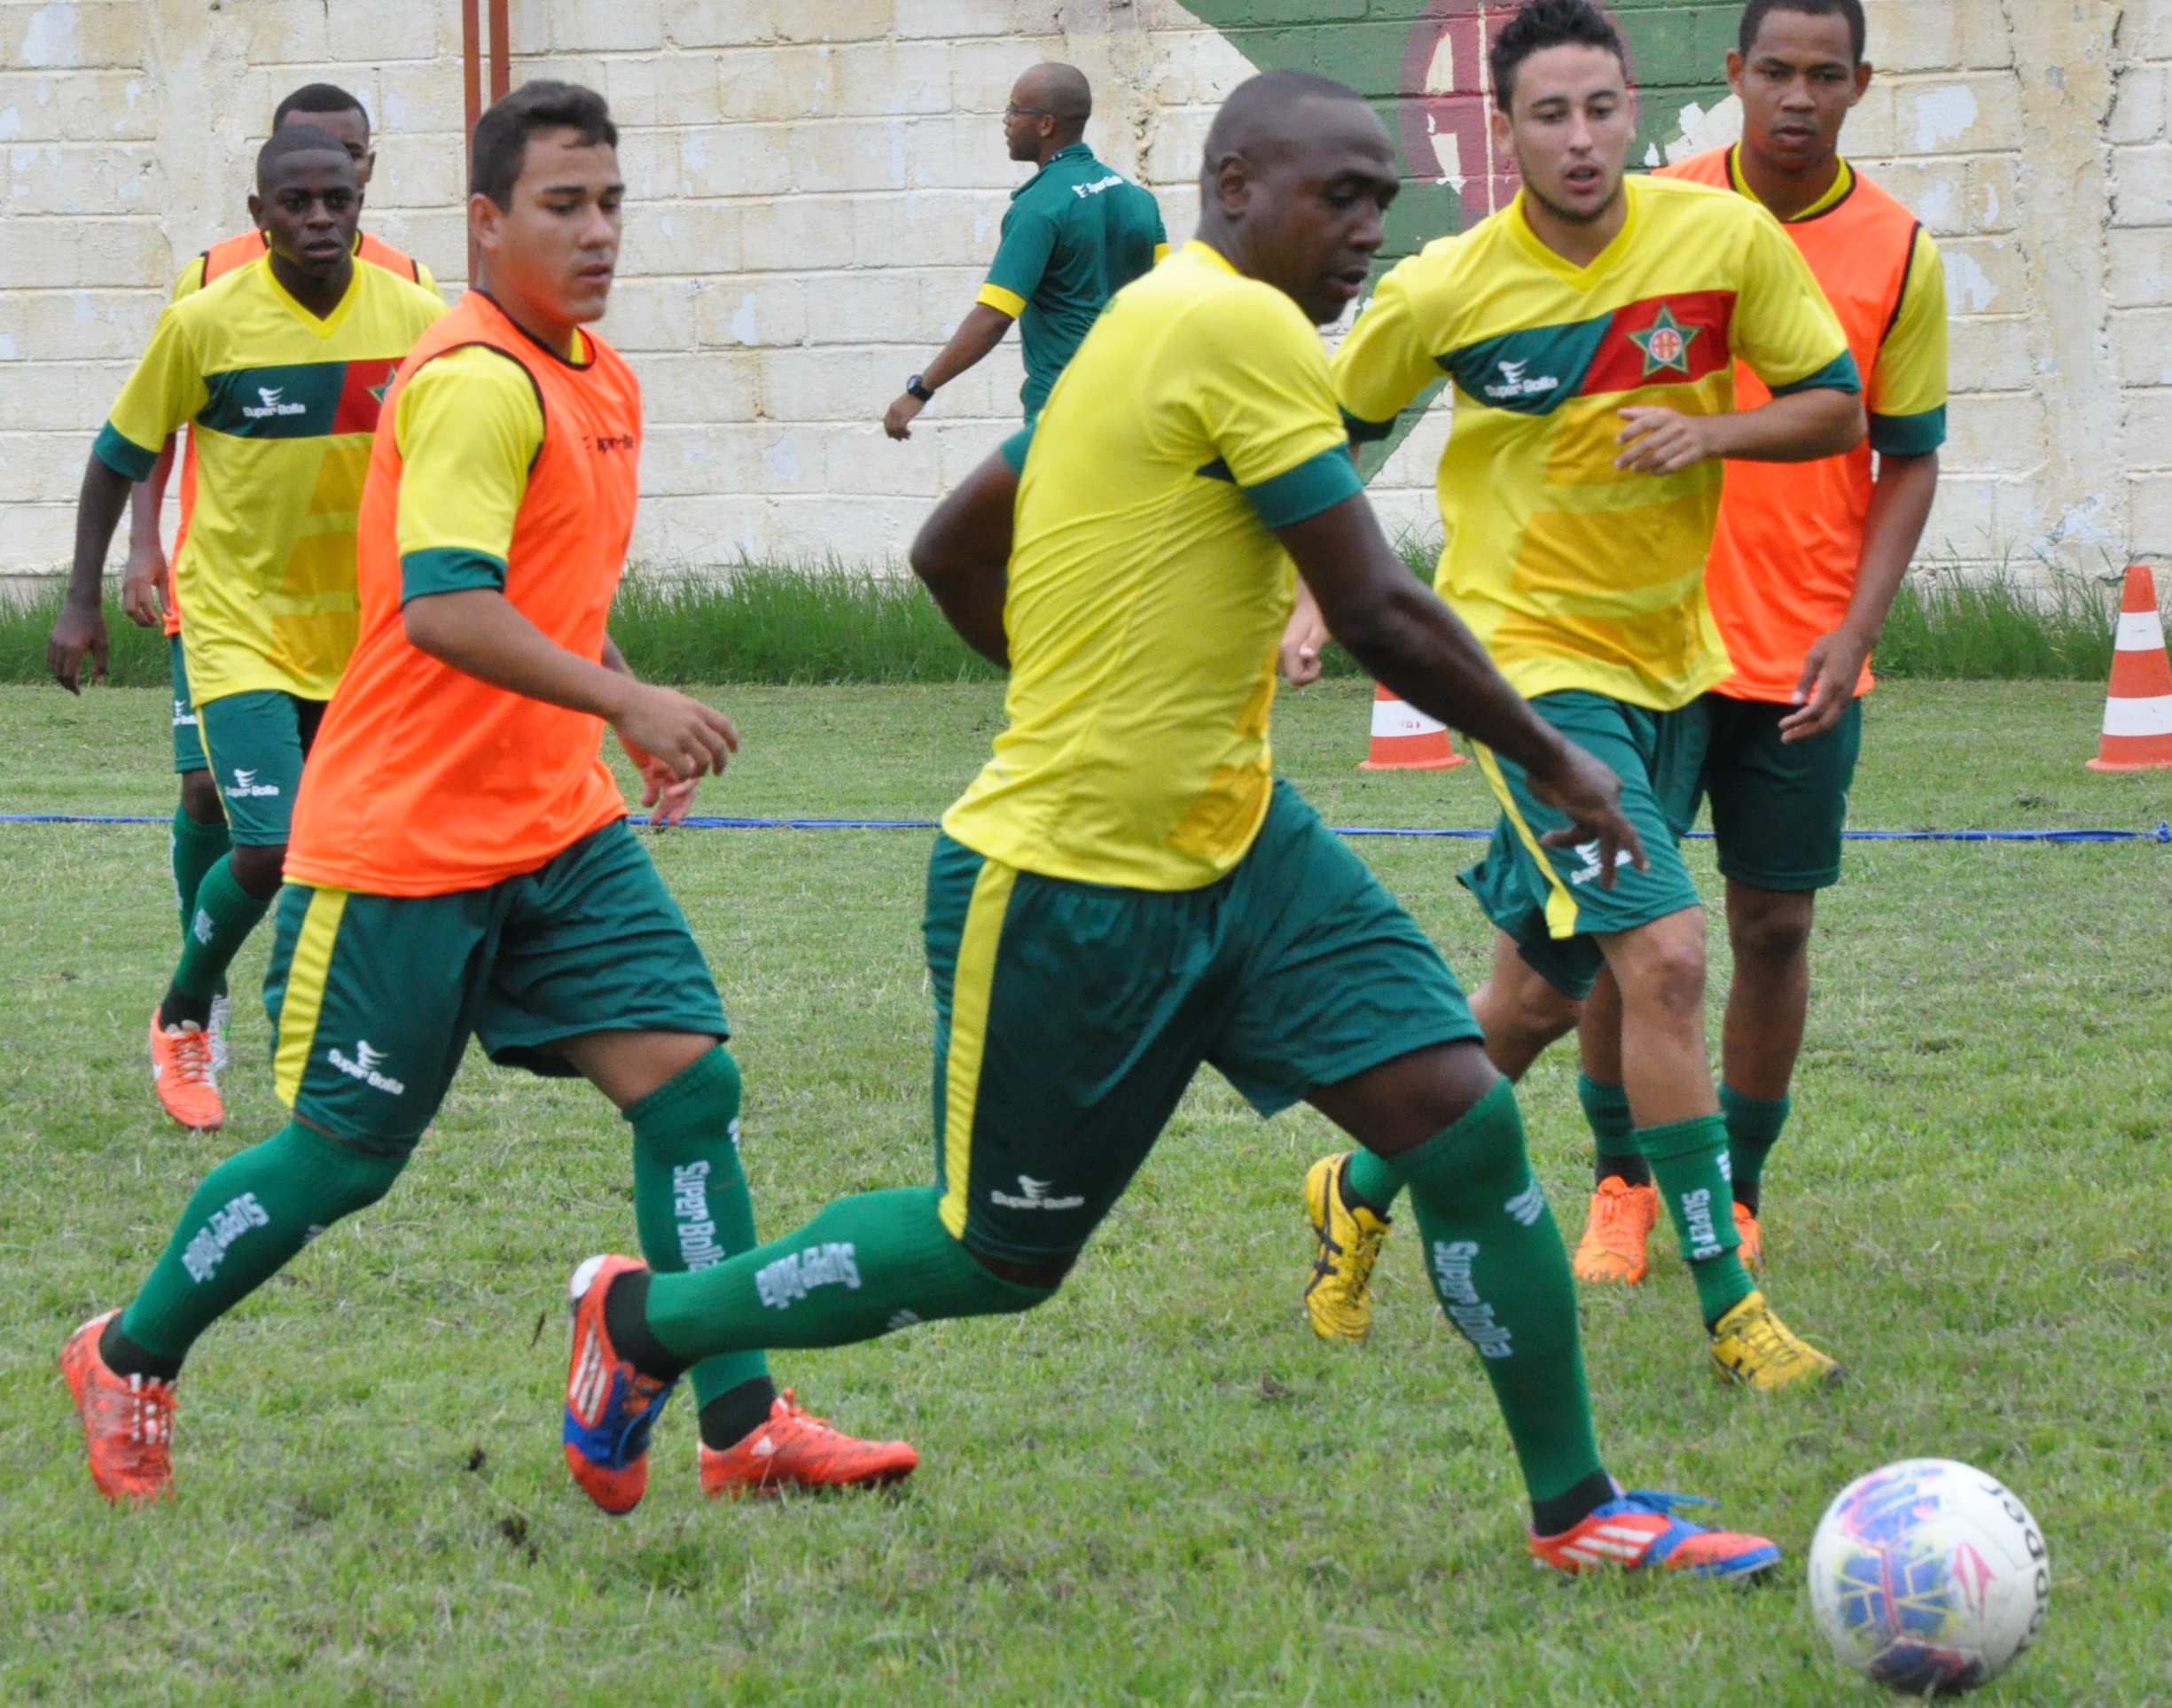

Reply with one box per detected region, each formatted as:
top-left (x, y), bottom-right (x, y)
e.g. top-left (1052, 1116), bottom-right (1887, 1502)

top-left (1731, 893), bottom-right (1814, 968)
top-left (1487, 976), bottom-right (1580, 1049)
top-left (1621, 938), bottom-right (1707, 1022)
top-left (228, 841), bottom-right (287, 901)
top-left (965, 1243), bottom-right (1073, 1300)
top-left (178, 769), bottom-right (224, 824)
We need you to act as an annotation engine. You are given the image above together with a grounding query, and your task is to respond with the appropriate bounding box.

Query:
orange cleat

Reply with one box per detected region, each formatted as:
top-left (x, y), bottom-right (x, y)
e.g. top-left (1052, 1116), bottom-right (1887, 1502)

top-left (699, 1389), bottom-right (919, 1499)
top-left (1733, 1201), bottom-right (1765, 1271)
top-left (562, 1255), bottom-right (677, 1517)
top-left (61, 1310), bottom-right (176, 1505)
top-left (1570, 1177), bottom-right (1658, 1285)
top-left (1532, 1486), bottom-right (1781, 1581)
top-left (149, 1010), bottom-right (223, 1132)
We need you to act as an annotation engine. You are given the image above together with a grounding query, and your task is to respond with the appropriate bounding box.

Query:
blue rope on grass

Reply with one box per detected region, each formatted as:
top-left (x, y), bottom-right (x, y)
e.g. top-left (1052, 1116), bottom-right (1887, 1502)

top-left (5, 813), bottom-right (2168, 844)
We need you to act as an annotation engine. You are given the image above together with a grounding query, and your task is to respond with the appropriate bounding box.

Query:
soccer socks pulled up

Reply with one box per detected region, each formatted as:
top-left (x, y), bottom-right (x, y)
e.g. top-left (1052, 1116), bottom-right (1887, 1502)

top-left (1342, 1145), bottom-right (1409, 1217)
top-left (1579, 1073), bottom-right (1650, 1189)
top-left (117, 1122), bottom-right (407, 1366)
top-left (1399, 1078), bottom-right (1606, 1518)
top-left (624, 1047), bottom-right (776, 1446)
top-left (162, 855), bottom-right (270, 1026)
top-left (1720, 1084), bottom-right (1790, 1214)
top-left (169, 806), bottom-right (230, 937)
top-left (1636, 1114), bottom-right (1754, 1325)
top-left (641, 1186), bottom-right (1052, 1370)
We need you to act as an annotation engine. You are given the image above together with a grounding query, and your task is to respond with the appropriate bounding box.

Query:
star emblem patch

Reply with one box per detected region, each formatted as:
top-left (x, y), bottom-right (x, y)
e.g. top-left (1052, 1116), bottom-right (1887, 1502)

top-left (1627, 304), bottom-right (1699, 378)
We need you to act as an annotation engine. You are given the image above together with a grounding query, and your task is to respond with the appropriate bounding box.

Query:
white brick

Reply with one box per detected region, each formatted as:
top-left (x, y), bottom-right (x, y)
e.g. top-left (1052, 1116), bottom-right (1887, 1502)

top-left (628, 350), bottom-right (762, 425)
top-left (1949, 317), bottom-right (2036, 394)
top-left (2108, 63), bottom-right (2168, 147)
top-left (2128, 473), bottom-right (2172, 554)
top-left (2113, 142), bottom-right (2172, 228)
top-left (2113, 308), bottom-right (2172, 388)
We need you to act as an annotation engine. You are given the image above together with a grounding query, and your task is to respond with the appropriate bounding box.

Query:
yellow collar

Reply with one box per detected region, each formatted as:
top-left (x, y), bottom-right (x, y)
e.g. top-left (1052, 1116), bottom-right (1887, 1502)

top-left (1728, 144), bottom-right (1855, 222)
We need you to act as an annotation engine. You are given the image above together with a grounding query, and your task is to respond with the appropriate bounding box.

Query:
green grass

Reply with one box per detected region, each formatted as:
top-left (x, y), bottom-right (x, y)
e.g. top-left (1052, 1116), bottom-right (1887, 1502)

top-left (2, 680), bottom-right (2168, 1704)
top-left (2, 560), bottom-right (2152, 687)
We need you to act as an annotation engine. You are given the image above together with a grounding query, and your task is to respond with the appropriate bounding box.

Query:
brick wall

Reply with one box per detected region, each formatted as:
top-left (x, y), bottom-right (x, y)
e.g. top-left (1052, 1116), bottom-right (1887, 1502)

top-left (0, 0), bottom-right (2156, 581)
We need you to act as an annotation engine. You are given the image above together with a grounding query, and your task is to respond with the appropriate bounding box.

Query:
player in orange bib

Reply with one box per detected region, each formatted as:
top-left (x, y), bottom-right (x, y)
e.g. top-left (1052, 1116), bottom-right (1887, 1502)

top-left (61, 82), bottom-right (915, 1510)
top-left (1562, 0), bottom-right (1946, 1277)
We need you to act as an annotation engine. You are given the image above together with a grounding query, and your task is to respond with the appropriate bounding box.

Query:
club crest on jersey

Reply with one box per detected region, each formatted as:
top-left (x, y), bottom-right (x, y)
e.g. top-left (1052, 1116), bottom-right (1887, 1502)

top-left (1628, 305), bottom-right (1699, 378)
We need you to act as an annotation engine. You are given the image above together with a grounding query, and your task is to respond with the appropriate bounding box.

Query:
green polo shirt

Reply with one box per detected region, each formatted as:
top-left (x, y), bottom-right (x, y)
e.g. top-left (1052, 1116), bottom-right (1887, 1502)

top-left (977, 142), bottom-right (1168, 417)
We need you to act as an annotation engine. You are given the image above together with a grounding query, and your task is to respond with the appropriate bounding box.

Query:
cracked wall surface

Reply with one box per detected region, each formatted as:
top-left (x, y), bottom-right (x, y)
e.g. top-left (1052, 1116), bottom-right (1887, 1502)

top-left (0, 0), bottom-right (2157, 578)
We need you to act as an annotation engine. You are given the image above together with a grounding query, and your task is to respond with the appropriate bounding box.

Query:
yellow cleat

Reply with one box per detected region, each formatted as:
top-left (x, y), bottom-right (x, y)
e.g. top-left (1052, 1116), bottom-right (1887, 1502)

top-left (1302, 1153), bottom-right (1390, 1345)
top-left (1570, 1177), bottom-right (1658, 1285)
top-left (1732, 1201), bottom-right (1765, 1272)
top-left (1708, 1290), bottom-right (1840, 1392)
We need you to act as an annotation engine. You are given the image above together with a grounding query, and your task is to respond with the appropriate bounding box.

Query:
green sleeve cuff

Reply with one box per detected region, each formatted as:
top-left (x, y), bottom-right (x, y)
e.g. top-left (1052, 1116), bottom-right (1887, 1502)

top-left (998, 425), bottom-right (1035, 476)
top-left (1340, 407), bottom-right (1400, 445)
top-left (1868, 405), bottom-right (1946, 456)
top-left (92, 422), bottom-right (159, 483)
top-left (1770, 350), bottom-right (1863, 398)
top-left (1242, 444), bottom-right (1364, 529)
top-left (400, 547), bottom-right (507, 604)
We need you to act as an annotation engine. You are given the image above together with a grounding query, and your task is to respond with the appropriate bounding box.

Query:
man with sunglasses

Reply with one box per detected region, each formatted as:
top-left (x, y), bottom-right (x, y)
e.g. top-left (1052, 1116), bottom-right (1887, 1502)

top-left (884, 63), bottom-right (1166, 439)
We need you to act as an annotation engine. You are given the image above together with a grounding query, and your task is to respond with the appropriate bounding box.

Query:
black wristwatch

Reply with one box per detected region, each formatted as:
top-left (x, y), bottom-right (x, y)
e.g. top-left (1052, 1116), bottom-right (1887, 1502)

top-left (905, 373), bottom-right (935, 403)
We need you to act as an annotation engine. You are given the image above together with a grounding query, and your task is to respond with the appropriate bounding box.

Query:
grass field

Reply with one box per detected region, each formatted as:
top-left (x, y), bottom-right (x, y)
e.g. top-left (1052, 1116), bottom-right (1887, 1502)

top-left (3, 678), bottom-right (2168, 1706)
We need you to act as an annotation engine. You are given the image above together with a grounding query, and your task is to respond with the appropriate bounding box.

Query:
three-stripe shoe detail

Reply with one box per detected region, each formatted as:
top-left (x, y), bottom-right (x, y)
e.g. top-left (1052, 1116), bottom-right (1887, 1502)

top-left (561, 1254), bottom-right (677, 1516)
top-left (1531, 1486), bottom-right (1782, 1581)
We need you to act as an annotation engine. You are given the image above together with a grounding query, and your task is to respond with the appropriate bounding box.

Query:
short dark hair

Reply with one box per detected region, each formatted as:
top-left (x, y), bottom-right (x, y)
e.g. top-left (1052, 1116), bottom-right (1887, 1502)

top-left (255, 123), bottom-right (356, 191)
top-left (1202, 68), bottom-right (1370, 168)
top-left (1738, 0), bottom-right (1867, 65)
top-left (1489, 0), bottom-right (1629, 113)
top-left (273, 82), bottom-right (368, 132)
top-left (469, 81), bottom-right (618, 209)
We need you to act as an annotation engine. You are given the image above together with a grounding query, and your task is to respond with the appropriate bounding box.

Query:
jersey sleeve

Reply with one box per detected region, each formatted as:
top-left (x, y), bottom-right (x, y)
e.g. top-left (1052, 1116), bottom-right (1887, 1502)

top-left (979, 205), bottom-right (1059, 319)
top-left (1731, 207), bottom-right (1861, 396)
top-left (1330, 256), bottom-right (1449, 443)
top-left (1867, 231), bottom-right (1948, 456)
top-left (95, 308), bottom-right (207, 481)
top-left (1191, 290), bottom-right (1363, 528)
top-left (414, 258), bottom-right (441, 297)
top-left (393, 344), bottom-right (545, 604)
top-left (168, 254), bottom-right (208, 304)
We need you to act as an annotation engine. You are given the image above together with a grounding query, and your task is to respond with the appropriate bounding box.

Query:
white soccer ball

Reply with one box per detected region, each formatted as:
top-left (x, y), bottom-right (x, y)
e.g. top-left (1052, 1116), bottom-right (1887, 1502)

top-left (1809, 1459), bottom-right (2051, 1695)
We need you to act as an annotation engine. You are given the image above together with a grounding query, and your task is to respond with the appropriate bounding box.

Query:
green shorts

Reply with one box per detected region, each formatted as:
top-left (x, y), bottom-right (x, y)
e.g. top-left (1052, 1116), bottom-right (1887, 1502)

top-left (169, 637), bottom-right (207, 775)
top-left (926, 780), bottom-right (1480, 1265)
top-left (1461, 690), bottom-right (1709, 1002)
top-left (196, 689), bottom-right (327, 846)
top-left (1699, 694), bottom-right (1863, 893)
top-left (262, 819), bottom-right (728, 1152)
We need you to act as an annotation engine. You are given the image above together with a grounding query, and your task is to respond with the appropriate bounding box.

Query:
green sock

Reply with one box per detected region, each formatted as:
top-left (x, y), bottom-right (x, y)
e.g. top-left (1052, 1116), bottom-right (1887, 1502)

top-left (1578, 1073), bottom-right (1649, 1187)
top-left (1637, 1114), bottom-right (1754, 1325)
top-left (645, 1186), bottom-right (1051, 1363)
top-left (167, 855), bottom-right (270, 1015)
top-left (1400, 1078), bottom-right (1606, 1509)
top-left (119, 1122), bottom-right (407, 1363)
top-left (625, 1048), bottom-right (772, 1414)
top-left (1342, 1145), bottom-right (1407, 1216)
top-left (1720, 1084), bottom-right (1790, 1213)
top-left (170, 805), bottom-right (230, 937)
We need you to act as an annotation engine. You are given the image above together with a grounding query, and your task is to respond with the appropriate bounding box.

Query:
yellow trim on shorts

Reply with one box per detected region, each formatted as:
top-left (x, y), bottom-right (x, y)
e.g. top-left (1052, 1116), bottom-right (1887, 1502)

top-left (976, 282), bottom-right (1027, 318)
top-left (1470, 743), bottom-right (1582, 941)
top-left (937, 858), bottom-right (1019, 1238)
top-left (273, 887), bottom-right (349, 1106)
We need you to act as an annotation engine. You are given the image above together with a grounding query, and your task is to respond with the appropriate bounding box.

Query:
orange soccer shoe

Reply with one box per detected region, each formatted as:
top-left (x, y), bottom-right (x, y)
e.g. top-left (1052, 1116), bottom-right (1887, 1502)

top-left (562, 1255), bottom-right (677, 1517)
top-left (1531, 1487), bottom-right (1780, 1582)
top-left (149, 1009), bottom-right (223, 1132)
top-left (62, 1310), bottom-right (176, 1505)
top-left (699, 1389), bottom-right (920, 1499)
top-left (1733, 1201), bottom-right (1765, 1271)
top-left (1570, 1177), bottom-right (1659, 1284)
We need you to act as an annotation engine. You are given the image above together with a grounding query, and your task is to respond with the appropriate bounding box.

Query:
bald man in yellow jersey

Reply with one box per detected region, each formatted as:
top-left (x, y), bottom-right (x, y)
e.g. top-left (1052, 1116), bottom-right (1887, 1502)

top-left (1293, 0), bottom-right (1861, 1390)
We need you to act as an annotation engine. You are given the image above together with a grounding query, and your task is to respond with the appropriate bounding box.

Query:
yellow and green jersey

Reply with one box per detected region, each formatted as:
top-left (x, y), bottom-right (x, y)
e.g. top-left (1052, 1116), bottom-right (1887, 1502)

top-left (942, 241), bottom-right (1362, 891)
top-left (1332, 175), bottom-right (1858, 711)
top-left (95, 254), bottom-right (445, 705)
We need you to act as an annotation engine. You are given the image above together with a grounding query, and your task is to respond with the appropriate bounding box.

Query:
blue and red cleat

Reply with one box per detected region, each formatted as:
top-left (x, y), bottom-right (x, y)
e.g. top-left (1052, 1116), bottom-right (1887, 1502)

top-left (1531, 1486), bottom-right (1782, 1581)
top-left (563, 1253), bottom-right (676, 1516)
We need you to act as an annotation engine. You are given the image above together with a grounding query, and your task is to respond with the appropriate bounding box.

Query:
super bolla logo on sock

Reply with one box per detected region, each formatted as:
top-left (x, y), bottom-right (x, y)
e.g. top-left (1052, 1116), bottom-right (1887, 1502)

top-left (1430, 1241), bottom-right (1513, 1360)
top-left (1680, 1189), bottom-right (1723, 1260)
top-left (181, 1192), bottom-right (270, 1283)
top-left (671, 1162), bottom-right (725, 1268)
top-left (755, 1242), bottom-right (862, 1311)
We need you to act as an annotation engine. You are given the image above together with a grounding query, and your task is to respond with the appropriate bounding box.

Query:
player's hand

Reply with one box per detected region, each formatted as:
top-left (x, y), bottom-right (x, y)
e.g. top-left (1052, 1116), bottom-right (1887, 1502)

top-left (884, 393), bottom-right (927, 441)
top-left (46, 599), bottom-right (109, 695)
top-left (639, 762), bottom-right (700, 827)
top-left (1525, 737), bottom-right (1647, 891)
top-left (1780, 625), bottom-right (1871, 742)
top-left (120, 540), bottom-right (168, 629)
top-left (1278, 586), bottom-right (1329, 686)
top-left (1614, 407), bottom-right (1720, 476)
top-left (610, 684), bottom-right (739, 784)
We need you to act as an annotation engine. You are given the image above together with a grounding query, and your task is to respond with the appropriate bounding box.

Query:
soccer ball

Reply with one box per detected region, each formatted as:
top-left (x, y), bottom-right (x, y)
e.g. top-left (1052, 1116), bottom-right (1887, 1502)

top-left (1809, 1459), bottom-right (2051, 1695)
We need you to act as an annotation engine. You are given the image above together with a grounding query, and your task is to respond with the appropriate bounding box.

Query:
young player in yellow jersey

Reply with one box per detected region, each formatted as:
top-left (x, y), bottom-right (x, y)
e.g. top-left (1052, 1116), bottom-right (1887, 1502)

top-left (1292, 0), bottom-right (1859, 1391)
top-left (551, 69), bottom-right (1793, 1581)
top-left (50, 127), bottom-right (444, 1133)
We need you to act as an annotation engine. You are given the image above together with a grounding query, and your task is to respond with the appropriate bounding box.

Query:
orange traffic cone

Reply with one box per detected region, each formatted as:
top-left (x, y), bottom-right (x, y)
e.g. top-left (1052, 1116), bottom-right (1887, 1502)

top-left (1358, 682), bottom-right (1467, 771)
top-left (2088, 565), bottom-right (2172, 772)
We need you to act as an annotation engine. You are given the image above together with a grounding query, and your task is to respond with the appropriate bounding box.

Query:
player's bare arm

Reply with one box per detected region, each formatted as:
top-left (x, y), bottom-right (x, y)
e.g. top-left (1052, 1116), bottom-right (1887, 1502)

top-left (49, 453), bottom-right (132, 692)
top-left (600, 635), bottom-right (703, 823)
top-left (1278, 496), bottom-right (1644, 883)
top-left (1613, 383), bottom-right (1863, 475)
top-left (121, 440), bottom-right (176, 628)
top-left (884, 303), bottom-right (1012, 441)
top-left (908, 452), bottom-right (1017, 667)
top-left (1782, 445), bottom-right (1937, 739)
